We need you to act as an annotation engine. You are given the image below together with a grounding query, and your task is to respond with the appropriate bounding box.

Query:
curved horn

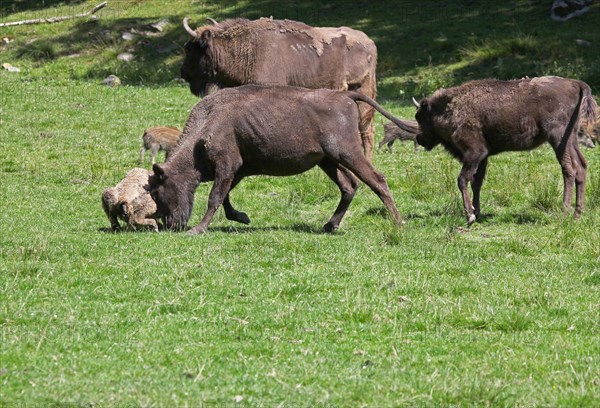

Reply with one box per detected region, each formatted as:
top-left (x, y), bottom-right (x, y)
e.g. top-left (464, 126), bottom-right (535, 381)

top-left (206, 17), bottom-right (218, 25)
top-left (183, 17), bottom-right (197, 37)
top-left (412, 97), bottom-right (420, 109)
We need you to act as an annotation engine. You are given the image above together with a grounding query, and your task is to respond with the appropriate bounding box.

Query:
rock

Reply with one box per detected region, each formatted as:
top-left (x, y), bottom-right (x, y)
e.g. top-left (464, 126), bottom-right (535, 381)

top-left (551, 0), bottom-right (592, 22)
top-left (2, 63), bottom-right (20, 72)
top-left (575, 39), bottom-right (592, 46)
top-left (117, 52), bottom-right (135, 62)
top-left (101, 75), bottom-right (121, 87)
top-left (150, 19), bottom-right (170, 32)
top-left (121, 31), bottom-right (138, 41)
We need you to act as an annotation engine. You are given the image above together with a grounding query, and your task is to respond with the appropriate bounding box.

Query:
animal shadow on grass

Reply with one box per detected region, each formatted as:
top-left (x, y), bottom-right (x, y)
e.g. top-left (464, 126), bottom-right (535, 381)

top-left (206, 223), bottom-right (329, 235)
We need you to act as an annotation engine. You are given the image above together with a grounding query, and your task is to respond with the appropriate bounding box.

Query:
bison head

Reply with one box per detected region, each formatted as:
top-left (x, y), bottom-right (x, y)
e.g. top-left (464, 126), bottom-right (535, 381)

top-left (180, 17), bottom-right (221, 97)
top-left (146, 164), bottom-right (197, 231)
top-left (413, 97), bottom-right (441, 151)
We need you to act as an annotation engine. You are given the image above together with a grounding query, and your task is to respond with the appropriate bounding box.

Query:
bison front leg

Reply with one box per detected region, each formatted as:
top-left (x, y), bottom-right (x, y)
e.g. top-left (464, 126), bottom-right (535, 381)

top-left (188, 174), bottom-right (236, 235)
top-left (223, 192), bottom-right (251, 225)
top-left (318, 161), bottom-right (360, 232)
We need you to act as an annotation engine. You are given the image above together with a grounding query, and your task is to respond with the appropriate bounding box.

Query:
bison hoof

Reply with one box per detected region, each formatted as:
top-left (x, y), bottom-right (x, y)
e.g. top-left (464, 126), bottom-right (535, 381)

top-left (236, 212), bottom-right (251, 225)
top-left (467, 214), bottom-right (477, 225)
top-left (322, 222), bottom-right (339, 233)
top-left (187, 226), bottom-right (207, 235)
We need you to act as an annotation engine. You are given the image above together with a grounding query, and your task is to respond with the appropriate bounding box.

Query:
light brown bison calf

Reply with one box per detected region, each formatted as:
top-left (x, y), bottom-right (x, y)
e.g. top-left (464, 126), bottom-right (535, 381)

top-left (139, 126), bottom-right (182, 164)
top-left (102, 168), bottom-right (159, 231)
top-left (378, 120), bottom-right (419, 153)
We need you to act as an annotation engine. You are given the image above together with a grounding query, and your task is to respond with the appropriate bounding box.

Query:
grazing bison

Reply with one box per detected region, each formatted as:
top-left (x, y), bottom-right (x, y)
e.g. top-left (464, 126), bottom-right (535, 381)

top-left (102, 168), bottom-right (159, 231)
top-left (180, 17), bottom-right (378, 159)
top-left (414, 76), bottom-right (597, 224)
top-left (140, 126), bottom-right (182, 164)
top-left (146, 85), bottom-right (417, 234)
top-left (577, 106), bottom-right (599, 148)
top-left (378, 120), bottom-right (420, 153)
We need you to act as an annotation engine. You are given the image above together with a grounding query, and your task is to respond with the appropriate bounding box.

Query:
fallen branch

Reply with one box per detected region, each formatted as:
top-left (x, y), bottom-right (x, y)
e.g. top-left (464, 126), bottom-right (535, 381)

top-left (0, 2), bottom-right (107, 28)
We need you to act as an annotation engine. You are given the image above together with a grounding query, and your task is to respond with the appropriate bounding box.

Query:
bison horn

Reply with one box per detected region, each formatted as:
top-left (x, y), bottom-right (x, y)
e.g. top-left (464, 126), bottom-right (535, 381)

top-left (206, 17), bottom-right (218, 25)
top-left (412, 97), bottom-right (420, 109)
top-left (183, 17), bottom-right (197, 37)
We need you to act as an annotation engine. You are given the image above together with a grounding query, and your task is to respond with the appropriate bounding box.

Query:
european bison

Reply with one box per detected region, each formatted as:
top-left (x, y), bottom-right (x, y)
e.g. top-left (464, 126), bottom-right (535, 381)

top-left (146, 85), bottom-right (417, 234)
top-left (378, 120), bottom-right (420, 153)
top-left (180, 17), bottom-right (378, 159)
top-left (139, 126), bottom-right (182, 164)
top-left (414, 76), bottom-right (597, 224)
top-left (102, 168), bottom-right (159, 231)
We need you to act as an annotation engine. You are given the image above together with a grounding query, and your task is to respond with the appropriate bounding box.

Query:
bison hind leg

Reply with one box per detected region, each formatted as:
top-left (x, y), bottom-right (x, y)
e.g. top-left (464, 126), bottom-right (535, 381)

top-left (335, 153), bottom-right (402, 226)
top-left (319, 160), bottom-right (360, 232)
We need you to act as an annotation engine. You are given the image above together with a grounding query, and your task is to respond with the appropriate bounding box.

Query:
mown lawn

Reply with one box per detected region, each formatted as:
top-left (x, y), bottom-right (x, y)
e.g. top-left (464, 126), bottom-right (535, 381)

top-left (1, 1), bottom-right (599, 406)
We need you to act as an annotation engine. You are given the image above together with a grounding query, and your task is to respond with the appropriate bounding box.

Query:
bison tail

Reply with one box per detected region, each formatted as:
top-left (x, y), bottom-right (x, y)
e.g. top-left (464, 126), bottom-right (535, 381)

top-left (346, 91), bottom-right (419, 134)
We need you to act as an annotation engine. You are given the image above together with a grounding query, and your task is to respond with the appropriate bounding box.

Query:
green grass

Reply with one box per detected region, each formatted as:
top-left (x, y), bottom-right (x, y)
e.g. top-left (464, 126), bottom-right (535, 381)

top-left (2, 1), bottom-right (600, 406)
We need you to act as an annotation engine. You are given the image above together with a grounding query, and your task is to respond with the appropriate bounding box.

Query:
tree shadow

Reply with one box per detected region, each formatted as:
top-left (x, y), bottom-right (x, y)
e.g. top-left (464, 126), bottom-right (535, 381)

top-left (6, 0), bottom-right (599, 91)
top-left (0, 0), bottom-right (87, 18)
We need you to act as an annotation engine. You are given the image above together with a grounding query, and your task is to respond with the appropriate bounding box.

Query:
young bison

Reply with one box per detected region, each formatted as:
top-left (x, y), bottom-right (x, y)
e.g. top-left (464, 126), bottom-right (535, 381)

top-left (414, 76), bottom-right (597, 224)
top-left (146, 85), bottom-right (417, 234)
top-left (378, 120), bottom-right (419, 153)
top-left (139, 126), bottom-right (182, 164)
top-left (102, 168), bottom-right (159, 231)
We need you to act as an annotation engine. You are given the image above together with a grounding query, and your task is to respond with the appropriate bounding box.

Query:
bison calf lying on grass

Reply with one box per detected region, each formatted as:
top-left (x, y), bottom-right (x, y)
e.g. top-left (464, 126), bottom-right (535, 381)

top-left (147, 85), bottom-right (417, 234)
top-left (102, 168), bottom-right (159, 231)
top-left (139, 126), bottom-right (182, 164)
top-left (378, 120), bottom-right (419, 153)
top-left (414, 76), bottom-right (597, 224)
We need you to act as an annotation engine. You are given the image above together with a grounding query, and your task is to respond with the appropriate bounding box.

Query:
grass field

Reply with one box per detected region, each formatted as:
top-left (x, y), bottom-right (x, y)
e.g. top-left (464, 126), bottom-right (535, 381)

top-left (1, 1), bottom-right (600, 406)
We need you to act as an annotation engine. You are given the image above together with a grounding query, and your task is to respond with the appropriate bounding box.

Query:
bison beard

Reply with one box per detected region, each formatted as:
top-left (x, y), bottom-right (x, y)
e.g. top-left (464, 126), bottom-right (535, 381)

top-left (146, 85), bottom-right (416, 234)
top-left (414, 76), bottom-right (598, 224)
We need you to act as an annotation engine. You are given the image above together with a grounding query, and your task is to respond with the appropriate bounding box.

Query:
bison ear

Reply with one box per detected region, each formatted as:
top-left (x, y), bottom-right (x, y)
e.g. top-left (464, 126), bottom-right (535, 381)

top-left (200, 29), bottom-right (212, 48)
top-left (153, 164), bottom-right (167, 181)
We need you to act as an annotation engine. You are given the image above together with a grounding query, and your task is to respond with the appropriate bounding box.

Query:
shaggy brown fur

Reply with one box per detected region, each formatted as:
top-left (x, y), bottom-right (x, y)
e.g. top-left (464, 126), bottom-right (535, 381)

top-left (415, 76), bottom-right (597, 224)
top-left (180, 17), bottom-right (378, 159)
top-left (146, 85), bottom-right (418, 234)
top-left (140, 126), bottom-right (182, 164)
top-left (102, 168), bottom-right (159, 231)
top-left (378, 120), bottom-right (420, 153)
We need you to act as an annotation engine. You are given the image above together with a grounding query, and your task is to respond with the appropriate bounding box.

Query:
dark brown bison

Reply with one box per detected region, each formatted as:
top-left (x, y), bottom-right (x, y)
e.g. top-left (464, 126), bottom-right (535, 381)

top-left (414, 76), bottom-right (597, 224)
top-left (146, 85), bottom-right (417, 234)
top-left (180, 17), bottom-right (378, 159)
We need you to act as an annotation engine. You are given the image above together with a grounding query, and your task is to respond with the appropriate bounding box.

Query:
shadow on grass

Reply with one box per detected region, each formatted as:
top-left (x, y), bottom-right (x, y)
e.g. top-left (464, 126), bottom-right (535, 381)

top-left (197, 222), bottom-right (328, 235)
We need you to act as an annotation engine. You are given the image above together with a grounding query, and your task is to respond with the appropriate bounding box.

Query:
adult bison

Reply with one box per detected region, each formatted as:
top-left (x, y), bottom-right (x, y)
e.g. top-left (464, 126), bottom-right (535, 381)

top-left (413, 76), bottom-right (597, 224)
top-left (180, 17), bottom-right (378, 159)
top-left (146, 85), bottom-right (418, 234)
